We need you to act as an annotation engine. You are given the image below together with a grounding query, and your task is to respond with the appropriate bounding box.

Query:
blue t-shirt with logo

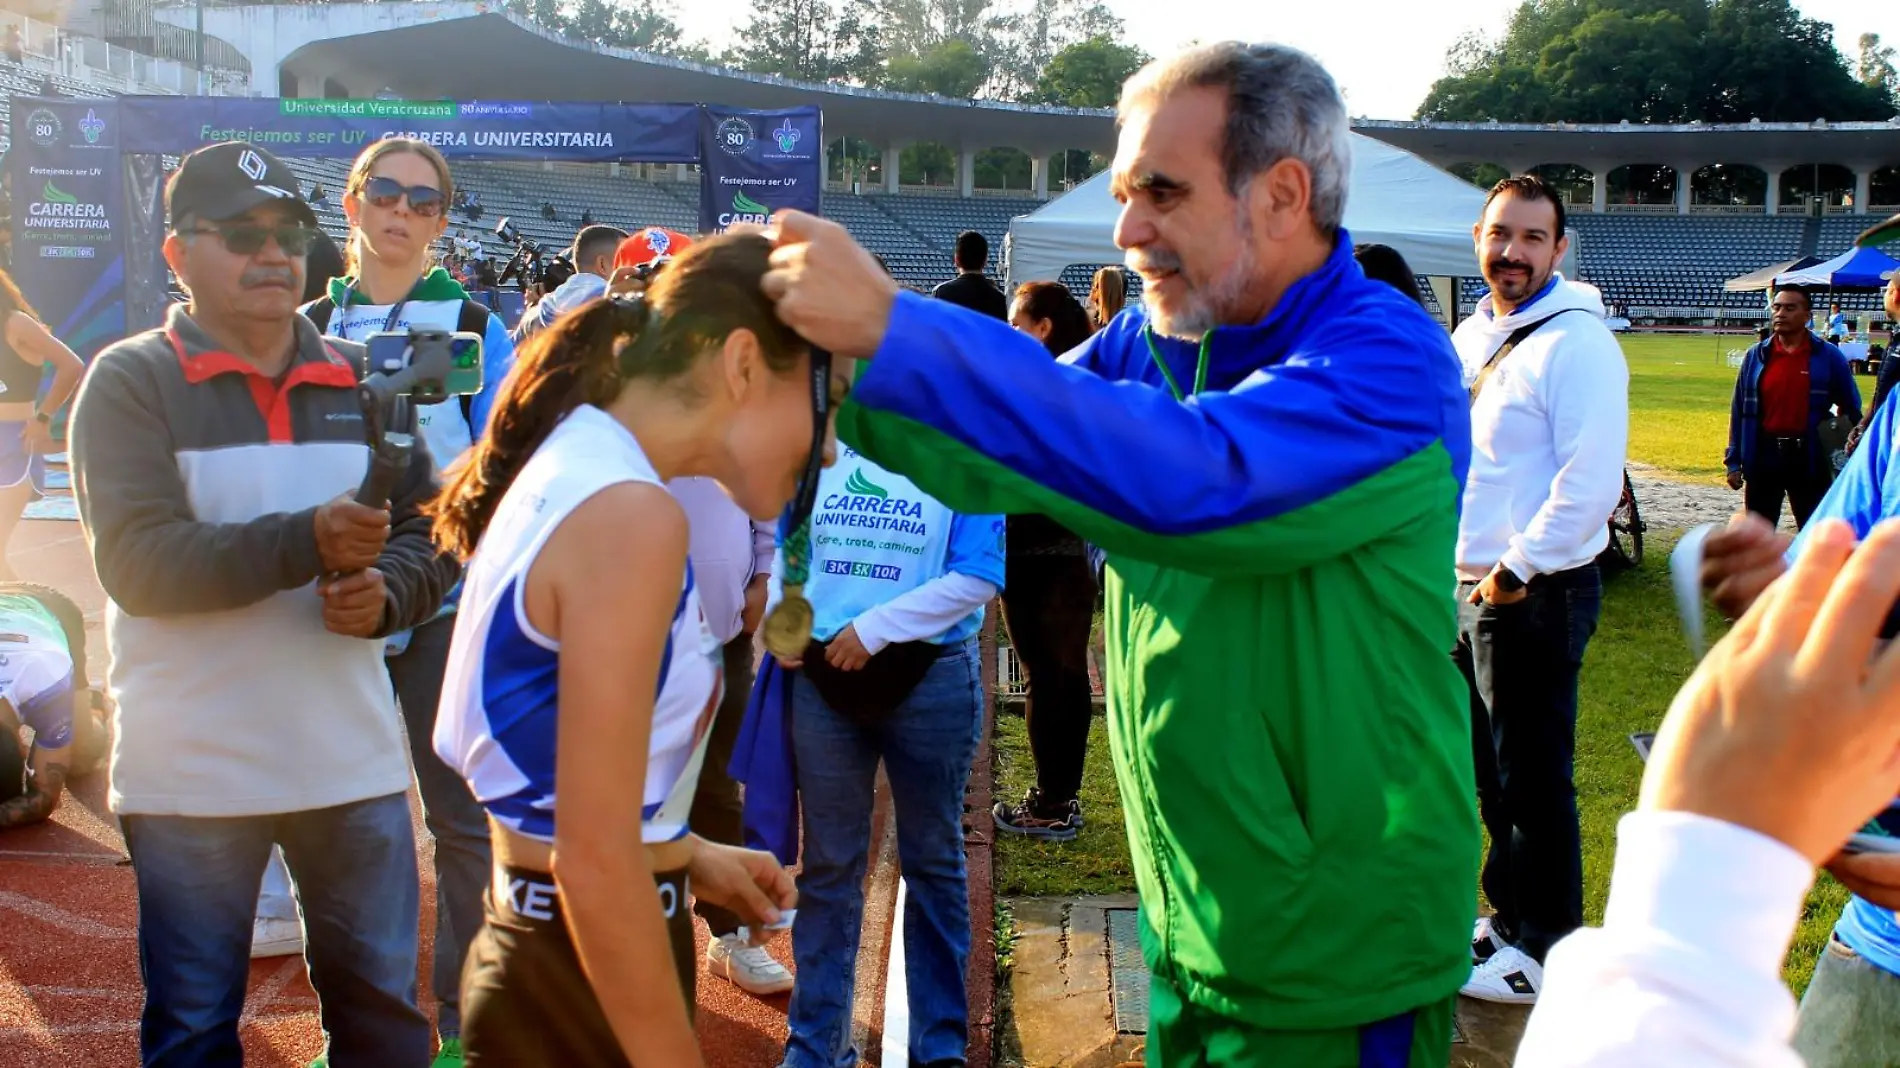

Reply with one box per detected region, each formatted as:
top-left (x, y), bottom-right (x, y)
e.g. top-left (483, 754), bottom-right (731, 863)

top-left (1789, 391), bottom-right (1900, 975)
top-left (794, 446), bottom-right (1005, 645)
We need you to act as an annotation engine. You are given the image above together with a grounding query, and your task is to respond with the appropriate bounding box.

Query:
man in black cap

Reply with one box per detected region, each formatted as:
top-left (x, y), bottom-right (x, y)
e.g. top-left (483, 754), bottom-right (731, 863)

top-left (69, 141), bottom-right (454, 1067)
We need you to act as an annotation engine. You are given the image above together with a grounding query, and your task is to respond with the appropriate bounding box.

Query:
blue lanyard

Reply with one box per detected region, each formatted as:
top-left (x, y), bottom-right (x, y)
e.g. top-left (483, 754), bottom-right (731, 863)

top-left (336, 283), bottom-right (411, 342)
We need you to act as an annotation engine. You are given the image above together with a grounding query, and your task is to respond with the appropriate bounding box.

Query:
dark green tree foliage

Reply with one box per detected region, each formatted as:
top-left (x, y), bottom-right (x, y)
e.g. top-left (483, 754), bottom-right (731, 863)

top-left (1418, 0), bottom-right (1892, 123)
top-left (724, 0), bottom-right (885, 83)
top-left (500, 0), bottom-right (712, 61)
top-left (1034, 36), bottom-right (1149, 108)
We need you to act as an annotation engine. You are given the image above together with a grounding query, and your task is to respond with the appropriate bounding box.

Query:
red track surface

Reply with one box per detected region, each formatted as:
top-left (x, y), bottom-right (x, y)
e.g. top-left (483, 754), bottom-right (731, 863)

top-left (0, 524), bottom-right (814, 1067)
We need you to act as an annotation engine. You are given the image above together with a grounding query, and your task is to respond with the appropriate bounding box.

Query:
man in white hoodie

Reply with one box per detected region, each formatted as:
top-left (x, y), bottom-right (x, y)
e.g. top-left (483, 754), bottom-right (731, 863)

top-left (1452, 174), bottom-right (1630, 1005)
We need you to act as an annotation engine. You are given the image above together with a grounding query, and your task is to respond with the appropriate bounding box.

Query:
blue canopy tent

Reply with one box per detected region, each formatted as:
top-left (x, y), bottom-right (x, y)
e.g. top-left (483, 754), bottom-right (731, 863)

top-left (1775, 245), bottom-right (1900, 289)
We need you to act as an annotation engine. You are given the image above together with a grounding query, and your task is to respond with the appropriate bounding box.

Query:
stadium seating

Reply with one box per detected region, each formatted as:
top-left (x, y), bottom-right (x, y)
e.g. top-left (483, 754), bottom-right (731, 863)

top-left (0, 61), bottom-right (1888, 321)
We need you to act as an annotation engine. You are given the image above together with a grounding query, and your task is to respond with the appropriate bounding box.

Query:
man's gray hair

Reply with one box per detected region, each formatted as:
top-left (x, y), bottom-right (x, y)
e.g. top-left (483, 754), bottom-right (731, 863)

top-left (1120, 42), bottom-right (1353, 233)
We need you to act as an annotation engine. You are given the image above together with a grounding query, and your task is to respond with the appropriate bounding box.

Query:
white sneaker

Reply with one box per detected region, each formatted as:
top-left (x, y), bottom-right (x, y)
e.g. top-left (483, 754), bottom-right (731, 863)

top-left (251, 916), bottom-right (304, 959)
top-left (1460, 944), bottom-right (1542, 1004)
top-left (706, 931), bottom-right (794, 995)
top-left (1471, 915), bottom-right (1507, 964)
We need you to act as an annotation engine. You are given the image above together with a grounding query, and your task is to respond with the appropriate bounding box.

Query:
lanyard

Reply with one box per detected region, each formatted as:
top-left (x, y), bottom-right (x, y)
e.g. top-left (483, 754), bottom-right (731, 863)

top-left (776, 347), bottom-right (834, 587)
top-left (336, 282), bottom-right (413, 342)
top-left (1143, 325), bottom-right (1213, 401)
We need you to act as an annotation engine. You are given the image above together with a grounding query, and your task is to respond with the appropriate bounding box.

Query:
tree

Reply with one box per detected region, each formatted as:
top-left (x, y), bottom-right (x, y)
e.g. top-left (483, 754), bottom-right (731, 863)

top-left (723, 0), bottom-right (884, 83)
top-left (500, 0), bottom-right (714, 61)
top-left (1032, 35), bottom-right (1147, 108)
top-left (1860, 32), bottom-right (1899, 103)
top-left (884, 38), bottom-right (990, 98)
top-left (1417, 0), bottom-right (1892, 123)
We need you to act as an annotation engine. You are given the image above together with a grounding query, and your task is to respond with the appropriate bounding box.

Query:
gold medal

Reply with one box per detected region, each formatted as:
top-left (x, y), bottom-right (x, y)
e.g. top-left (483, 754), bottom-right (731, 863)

top-left (763, 586), bottom-right (814, 659)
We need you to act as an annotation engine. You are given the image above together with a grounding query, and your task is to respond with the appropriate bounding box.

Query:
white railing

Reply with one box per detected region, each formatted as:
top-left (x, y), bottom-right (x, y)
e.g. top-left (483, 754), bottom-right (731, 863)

top-left (0, 10), bottom-right (217, 96)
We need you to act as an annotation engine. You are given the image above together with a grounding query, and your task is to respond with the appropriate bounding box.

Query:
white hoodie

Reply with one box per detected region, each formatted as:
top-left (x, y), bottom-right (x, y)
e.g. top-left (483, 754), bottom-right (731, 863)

top-left (1452, 275), bottom-right (1630, 581)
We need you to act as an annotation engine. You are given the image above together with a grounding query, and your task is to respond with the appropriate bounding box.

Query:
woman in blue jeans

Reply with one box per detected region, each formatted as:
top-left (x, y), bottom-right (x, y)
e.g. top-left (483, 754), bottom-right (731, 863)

top-left (774, 443), bottom-right (1005, 1068)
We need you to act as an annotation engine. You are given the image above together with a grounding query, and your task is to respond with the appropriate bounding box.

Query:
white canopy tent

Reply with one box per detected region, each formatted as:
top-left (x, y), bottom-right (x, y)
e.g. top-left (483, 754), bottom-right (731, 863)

top-left (1005, 133), bottom-right (1490, 287)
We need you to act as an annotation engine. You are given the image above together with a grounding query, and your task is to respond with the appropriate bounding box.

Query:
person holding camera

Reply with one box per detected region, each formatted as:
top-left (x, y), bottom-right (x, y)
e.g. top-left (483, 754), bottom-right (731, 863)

top-left (300, 136), bottom-right (517, 1067)
top-left (429, 233), bottom-right (827, 1066)
top-left (512, 224), bottom-right (627, 344)
top-left (69, 141), bottom-right (456, 1066)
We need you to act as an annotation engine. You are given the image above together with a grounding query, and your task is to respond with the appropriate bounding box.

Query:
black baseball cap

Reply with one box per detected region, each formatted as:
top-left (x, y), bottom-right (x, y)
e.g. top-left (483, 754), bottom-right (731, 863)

top-left (166, 141), bottom-right (316, 229)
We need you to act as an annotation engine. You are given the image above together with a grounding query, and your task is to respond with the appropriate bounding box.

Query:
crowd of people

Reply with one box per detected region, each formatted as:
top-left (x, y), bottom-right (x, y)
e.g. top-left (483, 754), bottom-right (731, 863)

top-left (0, 35), bottom-right (1896, 1068)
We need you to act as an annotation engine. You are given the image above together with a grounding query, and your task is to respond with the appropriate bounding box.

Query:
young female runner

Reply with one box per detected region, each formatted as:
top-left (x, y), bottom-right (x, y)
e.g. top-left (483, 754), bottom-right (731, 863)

top-left (431, 232), bottom-right (845, 1066)
top-left (0, 582), bottom-right (107, 831)
top-left (0, 269), bottom-right (83, 581)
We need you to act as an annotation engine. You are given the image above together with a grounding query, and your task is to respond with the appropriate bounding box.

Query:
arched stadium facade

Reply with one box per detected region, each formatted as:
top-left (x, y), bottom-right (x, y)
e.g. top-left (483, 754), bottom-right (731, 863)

top-left (8, 1), bottom-right (1900, 322)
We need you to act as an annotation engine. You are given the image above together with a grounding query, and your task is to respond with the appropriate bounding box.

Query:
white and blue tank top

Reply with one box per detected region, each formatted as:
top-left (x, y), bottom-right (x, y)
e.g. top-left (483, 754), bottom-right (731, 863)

top-left (433, 405), bottom-right (722, 843)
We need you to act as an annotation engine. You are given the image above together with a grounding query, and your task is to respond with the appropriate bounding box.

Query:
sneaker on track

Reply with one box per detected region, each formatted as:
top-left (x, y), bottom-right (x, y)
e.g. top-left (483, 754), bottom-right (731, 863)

top-left (1471, 915), bottom-right (1507, 964)
top-left (707, 931), bottom-right (794, 995)
top-left (992, 788), bottom-right (1080, 841)
top-left (1460, 945), bottom-right (1543, 1004)
top-left (251, 915), bottom-right (303, 959)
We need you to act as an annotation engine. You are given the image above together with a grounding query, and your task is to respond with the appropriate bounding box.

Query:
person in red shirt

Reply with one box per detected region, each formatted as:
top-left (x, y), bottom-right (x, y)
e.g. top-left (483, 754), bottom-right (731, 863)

top-left (1724, 284), bottom-right (1862, 528)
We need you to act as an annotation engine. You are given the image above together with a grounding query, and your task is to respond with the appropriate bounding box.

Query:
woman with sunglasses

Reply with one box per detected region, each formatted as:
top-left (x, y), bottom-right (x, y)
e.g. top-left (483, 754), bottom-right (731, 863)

top-left (300, 135), bottom-right (517, 1067)
top-left (431, 233), bottom-right (839, 1066)
top-left (0, 267), bottom-right (82, 581)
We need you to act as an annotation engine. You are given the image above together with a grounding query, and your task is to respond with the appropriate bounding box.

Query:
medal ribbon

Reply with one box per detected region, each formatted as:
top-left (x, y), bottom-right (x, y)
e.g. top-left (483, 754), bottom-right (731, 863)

top-left (763, 346), bottom-right (832, 657)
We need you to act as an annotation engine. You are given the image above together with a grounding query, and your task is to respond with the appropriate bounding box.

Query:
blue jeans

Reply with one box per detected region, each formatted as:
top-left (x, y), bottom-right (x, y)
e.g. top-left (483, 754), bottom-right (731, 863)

top-left (122, 793), bottom-right (430, 1068)
top-left (1455, 564), bottom-right (1601, 963)
top-left (390, 613), bottom-right (492, 1037)
top-left (783, 638), bottom-right (983, 1068)
top-left (1794, 934), bottom-right (1900, 1068)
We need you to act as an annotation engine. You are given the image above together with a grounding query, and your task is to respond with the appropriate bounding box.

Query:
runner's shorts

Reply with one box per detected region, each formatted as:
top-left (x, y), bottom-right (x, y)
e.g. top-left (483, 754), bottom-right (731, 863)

top-left (0, 421), bottom-right (47, 495)
top-left (461, 862), bottom-right (696, 1067)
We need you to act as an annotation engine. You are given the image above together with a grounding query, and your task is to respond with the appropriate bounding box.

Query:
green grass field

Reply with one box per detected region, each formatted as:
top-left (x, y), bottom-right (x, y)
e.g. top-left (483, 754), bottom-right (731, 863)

top-left (1623, 332), bottom-right (1872, 482)
top-left (992, 330), bottom-right (1870, 995)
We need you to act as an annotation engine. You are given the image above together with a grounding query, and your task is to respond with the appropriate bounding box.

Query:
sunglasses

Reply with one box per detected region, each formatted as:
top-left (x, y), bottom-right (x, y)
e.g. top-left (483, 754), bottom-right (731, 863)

top-left (361, 176), bottom-right (444, 217)
top-left (181, 223), bottom-right (321, 256)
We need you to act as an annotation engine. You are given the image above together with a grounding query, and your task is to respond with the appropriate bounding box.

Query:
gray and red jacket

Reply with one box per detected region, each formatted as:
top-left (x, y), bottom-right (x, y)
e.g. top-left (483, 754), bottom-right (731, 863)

top-left (70, 304), bottom-right (460, 817)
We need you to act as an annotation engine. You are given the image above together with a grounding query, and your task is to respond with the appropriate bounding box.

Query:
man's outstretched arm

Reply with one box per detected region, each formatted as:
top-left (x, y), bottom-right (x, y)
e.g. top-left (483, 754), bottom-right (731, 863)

top-left (838, 290), bottom-right (1461, 577)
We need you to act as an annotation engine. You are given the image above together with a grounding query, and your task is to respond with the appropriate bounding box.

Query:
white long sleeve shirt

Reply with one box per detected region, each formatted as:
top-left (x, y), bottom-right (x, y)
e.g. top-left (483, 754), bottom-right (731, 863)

top-left (1454, 277), bottom-right (1631, 581)
top-left (1517, 811), bottom-right (1813, 1068)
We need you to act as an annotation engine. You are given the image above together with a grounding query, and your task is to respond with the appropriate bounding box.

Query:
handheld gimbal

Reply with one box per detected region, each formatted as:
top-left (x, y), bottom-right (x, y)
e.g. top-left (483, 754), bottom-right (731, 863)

top-left (354, 329), bottom-right (465, 508)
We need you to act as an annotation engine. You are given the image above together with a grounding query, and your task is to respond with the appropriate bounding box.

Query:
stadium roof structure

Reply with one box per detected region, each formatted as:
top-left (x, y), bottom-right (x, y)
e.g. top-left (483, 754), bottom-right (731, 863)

top-left (165, 3), bottom-right (1119, 156)
top-left (1355, 119), bottom-right (1900, 171)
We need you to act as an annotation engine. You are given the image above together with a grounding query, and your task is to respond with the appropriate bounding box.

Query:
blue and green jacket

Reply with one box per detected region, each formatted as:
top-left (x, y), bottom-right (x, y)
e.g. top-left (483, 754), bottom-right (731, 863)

top-left (838, 235), bottom-right (1478, 1029)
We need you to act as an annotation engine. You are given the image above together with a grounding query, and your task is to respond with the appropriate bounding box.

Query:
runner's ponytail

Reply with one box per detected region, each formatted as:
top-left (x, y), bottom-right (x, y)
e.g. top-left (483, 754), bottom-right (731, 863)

top-left (428, 297), bottom-right (647, 558)
top-left (427, 232), bottom-right (805, 558)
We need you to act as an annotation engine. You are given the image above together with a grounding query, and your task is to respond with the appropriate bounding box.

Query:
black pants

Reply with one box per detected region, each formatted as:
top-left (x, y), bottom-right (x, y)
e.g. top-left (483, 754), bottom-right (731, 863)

top-left (390, 614), bottom-right (492, 1037)
top-left (1745, 435), bottom-right (1832, 531)
top-left (688, 633), bottom-right (755, 937)
top-left (461, 865), bottom-right (694, 1067)
top-left (1454, 565), bottom-right (1601, 963)
top-left (999, 551), bottom-right (1097, 805)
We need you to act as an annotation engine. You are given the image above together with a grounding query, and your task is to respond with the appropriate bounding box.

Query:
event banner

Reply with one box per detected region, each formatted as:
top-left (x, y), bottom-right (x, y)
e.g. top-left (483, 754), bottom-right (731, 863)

top-left (7, 99), bottom-right (125, 363)
top-left (116, 98), bottom-right (705, 163)
top-left (699, 106), bottom-right (824, 234)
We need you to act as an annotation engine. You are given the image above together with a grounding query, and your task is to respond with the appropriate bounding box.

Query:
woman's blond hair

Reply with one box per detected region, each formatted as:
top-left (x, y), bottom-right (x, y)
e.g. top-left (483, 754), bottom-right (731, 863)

top-left (343, 137), bottom-right (455, 277)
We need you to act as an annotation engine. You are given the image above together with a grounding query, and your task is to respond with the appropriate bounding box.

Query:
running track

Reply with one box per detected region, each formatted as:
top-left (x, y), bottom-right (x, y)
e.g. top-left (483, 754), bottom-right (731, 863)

top-left (0, 521), bottom-right (951, 1067)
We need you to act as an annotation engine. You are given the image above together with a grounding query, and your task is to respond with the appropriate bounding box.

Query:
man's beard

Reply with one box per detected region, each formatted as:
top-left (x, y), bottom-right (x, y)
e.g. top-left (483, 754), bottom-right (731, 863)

top-left (1485, 258), bottom-right (1552, 309)
top-left (1136, 236), bottom-right (1258, 341)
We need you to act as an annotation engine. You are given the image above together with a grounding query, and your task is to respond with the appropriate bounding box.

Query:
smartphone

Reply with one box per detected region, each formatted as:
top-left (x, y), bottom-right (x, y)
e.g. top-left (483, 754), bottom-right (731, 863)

top-left (364, 330), bottom-right (485, 399)
top-left (1632, 730), bottom-right (1900, 854)
top-left (1846, 805), bottom-right (1900, 855)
